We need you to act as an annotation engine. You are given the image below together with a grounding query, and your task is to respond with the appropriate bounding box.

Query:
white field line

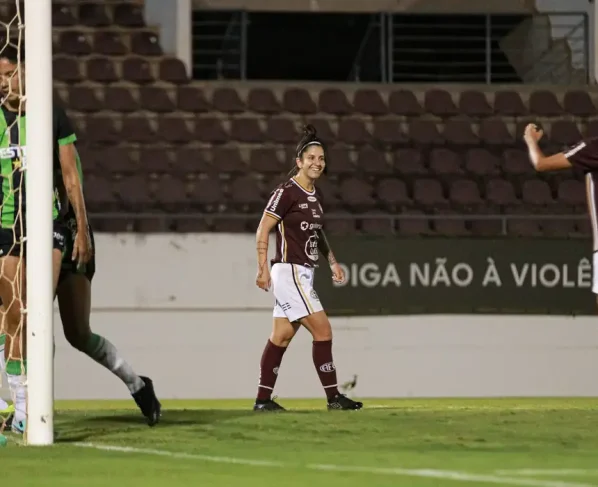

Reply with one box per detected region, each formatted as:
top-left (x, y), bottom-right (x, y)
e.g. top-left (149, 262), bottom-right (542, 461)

top-left (74, 442), bottom-right (597, 487)
top-left (496, 470), bottom-right (598, 478)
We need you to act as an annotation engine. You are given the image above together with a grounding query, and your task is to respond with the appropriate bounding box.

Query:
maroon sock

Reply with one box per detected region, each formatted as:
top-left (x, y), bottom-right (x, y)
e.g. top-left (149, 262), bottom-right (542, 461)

top-left (256, 340), bottom-right (287, 401)
top-left (312, 340), bottom-right (339, 400)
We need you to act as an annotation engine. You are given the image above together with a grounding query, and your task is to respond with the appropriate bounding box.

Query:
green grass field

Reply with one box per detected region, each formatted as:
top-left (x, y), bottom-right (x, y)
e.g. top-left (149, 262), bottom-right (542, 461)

top-left (2, 398), bottom-right (598, 487)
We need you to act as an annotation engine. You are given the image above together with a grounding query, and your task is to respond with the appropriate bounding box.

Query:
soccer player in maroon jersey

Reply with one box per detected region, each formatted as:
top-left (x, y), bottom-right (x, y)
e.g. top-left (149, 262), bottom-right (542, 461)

top-left (524, 123), bottom-right (598, 298)
top-left (253, 125), bottom-right (363, 411)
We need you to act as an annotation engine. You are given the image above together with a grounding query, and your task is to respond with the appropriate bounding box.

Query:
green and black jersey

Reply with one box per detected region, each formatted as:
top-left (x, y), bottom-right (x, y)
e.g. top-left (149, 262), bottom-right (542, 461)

top-left (0, 105), bottom-right (76, 229)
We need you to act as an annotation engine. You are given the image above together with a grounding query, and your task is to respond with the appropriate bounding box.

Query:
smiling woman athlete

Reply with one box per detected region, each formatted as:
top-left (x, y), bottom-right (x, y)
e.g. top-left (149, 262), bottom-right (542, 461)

top-left (253, 125), bottom-right (363, 412)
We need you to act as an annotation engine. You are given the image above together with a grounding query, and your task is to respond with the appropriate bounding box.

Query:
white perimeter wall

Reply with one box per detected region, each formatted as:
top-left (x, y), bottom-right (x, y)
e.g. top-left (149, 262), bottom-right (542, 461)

top-left (3, 234), bottom-right (597, 400)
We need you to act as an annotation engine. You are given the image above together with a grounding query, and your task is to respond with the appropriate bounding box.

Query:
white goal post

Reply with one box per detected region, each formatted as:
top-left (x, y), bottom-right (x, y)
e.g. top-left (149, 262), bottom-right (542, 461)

top-left (24, 0), bottom-right (55, 446)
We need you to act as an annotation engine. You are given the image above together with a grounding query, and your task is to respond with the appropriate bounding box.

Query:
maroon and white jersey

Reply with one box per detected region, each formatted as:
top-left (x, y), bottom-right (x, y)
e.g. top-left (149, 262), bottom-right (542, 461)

top-left (264, 178), bottom-right (324, 268)
top-left (564, 137), bottom-right (598, 172)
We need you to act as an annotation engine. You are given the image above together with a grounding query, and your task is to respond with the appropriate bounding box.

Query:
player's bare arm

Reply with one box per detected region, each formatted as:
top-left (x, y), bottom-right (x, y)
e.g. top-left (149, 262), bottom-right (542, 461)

top-left (255, 212), bottom-right (278, 291)
top-left (523, 123), bottom-right (572, 172)
top-left (59, 143), bottom-right (91, 266)
top-left (317, 229), bottom-right (345, 284)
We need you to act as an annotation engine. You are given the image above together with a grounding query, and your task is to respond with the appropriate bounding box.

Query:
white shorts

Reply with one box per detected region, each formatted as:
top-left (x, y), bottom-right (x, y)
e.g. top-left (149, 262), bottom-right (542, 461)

top-left (271, 263), bottom-right (323, 322)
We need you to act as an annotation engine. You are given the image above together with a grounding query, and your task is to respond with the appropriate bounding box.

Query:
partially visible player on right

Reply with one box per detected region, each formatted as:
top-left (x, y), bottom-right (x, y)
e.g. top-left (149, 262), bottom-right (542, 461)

top-left (523, 123), bottom-right (598, 303)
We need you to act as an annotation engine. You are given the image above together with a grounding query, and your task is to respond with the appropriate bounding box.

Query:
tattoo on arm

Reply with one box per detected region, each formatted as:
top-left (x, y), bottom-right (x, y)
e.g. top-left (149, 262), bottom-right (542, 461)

top-left (256, 233), bottom-right (269, 277)
top-left (318, 230), bottom-right (337, 266)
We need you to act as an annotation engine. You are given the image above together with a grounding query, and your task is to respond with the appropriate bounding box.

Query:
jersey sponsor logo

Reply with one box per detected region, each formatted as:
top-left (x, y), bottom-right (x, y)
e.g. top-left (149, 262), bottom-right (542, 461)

top-left (319, 362), bottom-right (335, 373)
top-left (305, 233), bottom-right (319, 261)
top-left (300, 221), bottom-right (323, 232)
top-left (267, 188), bottom-right (284, 213)
top-left (307, 196), bottom-right (317, 202)
top-left (0, 146), bottom-right (27, 170)
top-left (299, 203), bottom-right (308, 209)
top-left (312, 208), bottom-right (321, 219)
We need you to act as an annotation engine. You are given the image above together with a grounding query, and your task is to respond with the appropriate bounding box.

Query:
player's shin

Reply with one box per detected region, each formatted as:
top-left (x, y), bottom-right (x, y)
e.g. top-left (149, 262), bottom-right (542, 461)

top-left (5, 347), bottom-right (26, 428)
top-left (312, 340), bottom-right (340, 399)
top-left (84, 333), bottom-right (144, 394)
top-left (256, 339), bottom-right (287, 401)
top-left (0, 333), bottom-right (9, 411)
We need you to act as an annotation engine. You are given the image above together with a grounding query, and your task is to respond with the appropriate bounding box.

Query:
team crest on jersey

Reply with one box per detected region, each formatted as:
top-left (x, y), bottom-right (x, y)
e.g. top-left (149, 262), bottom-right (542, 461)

top-left (310, 289), bottom-right (319, 301)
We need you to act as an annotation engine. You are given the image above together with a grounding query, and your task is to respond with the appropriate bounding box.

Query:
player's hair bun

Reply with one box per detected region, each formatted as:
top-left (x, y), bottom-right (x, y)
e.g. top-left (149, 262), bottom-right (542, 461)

top-left (303, 124), bottom-right (317, 138)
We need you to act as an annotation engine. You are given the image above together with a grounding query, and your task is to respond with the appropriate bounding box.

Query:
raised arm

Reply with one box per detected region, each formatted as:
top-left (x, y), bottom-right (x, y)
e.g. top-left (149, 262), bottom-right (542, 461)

top-left (523, 123), bottom-right (572, 172)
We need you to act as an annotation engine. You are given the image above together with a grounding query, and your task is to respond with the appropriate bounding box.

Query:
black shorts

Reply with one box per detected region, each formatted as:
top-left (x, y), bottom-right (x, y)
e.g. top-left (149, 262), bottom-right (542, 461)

top-left (0, 220), bottom-right (67, 258)
top-left (58, 217), bottom-right (96, 285)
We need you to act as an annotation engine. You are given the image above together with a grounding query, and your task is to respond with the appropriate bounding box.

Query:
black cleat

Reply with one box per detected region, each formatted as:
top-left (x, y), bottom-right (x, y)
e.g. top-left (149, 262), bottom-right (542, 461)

top-left (253, 398), bottom-right (286, 412)
top-left (327, 393), bottom-right (363, 411)
top-left (132, 376), bottom-right (161, 426)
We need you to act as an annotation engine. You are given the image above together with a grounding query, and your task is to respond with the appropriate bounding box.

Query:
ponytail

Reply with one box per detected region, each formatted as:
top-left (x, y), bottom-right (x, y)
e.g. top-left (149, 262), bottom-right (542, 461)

top-left (288, 124), bottom-right (326, 177)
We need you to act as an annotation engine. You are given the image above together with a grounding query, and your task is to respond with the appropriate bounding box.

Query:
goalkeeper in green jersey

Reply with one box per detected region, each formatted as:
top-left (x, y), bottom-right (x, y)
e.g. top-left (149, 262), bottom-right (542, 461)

top-left (0, 44), bottom-right (160, 433)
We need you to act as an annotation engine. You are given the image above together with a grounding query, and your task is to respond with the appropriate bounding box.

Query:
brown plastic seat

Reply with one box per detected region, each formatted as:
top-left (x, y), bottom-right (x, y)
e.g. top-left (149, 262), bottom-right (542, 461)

top-left (503, 148), bottom-right (535, 177)
top-left (397, 210), bottom-right (431, 236)
top-left (389, 90), bottom-right (423, 116)
top-left (212, 147), bottom-right (247, 176)
top-left (68, 86), bottom-right (101, 113)
top-left (282, 88), bottom-right (316, 114)
top-left (230, 117), bottom-right (264, 143)
top-left (372, 119), bottom-right (405, 145)
top-left (97, 146), bottom-right (135, 175)
top-left (86, 57), bottom-right (119, 84)
top-left (459, 90), bottom-right (492, 117)
top-left (317, 88), bottom-right (353, 116)
top-left (413, 178), bottom-right (447, 208)
top-left (247, 88), bottom-right (281, 114)
top-left (114, 3), bottom-right (146, 27)
top-left (177, 86), bottom-right (210, 112)
top-left (139, 86), bottom-right (175, 113)
top-left (54, 57), bottom-right (83, 83)
top-left (408, 120), bottom-right (443, 145)
top-left (115, 176), bottom-right (153, 212)
top-left (529, 90), bottom-right (563, 116)
top-left (353, 89), bottom-right (387, 116)
top-left (78, 3), bottom-right (111, 27)
top-left (338, 178), bottom-right (376, 211)
top-left (212, 87), bottom-right (245, 113)
top-left (443, 120), bottom-right (479, 146)
top-left (93, 31), bottom-right (127, 56)
top-left (131, 31), bottom-right (163, 56)
top-left (494, 90), bottom-right (527, 116)
top-left (122, 116), bottom-right (156, 143)
top-left (58, 31), bottom-right (92, 56)
top-left (393, 149), bottom-right (428, 178)
top-left (327, 146), bottom-right (356, 177)
top-left (194, 117), bottom-right (228, 144)
top-left (122, 57), bottom-right (155, 84)
top-left (485, 178), bottom-right (519, 207)
top-left (85, 115), bottom-right (120, 144)
top-left (249, 148), bottom-right (283, 175)
top-left (356, 147), bottom-right (392, 177)
top-left (464, 148), bottom-right (500, 178)
top-left (376, 178), bottom-right (411, 209)
top-left (429, 148), bottom-right (463, 177)
top-left (265, 117), bottom-right (297, 144)
top-left (434, 210), bottom-right (470, 237)
top-left (522, 179), bottom-right (554, 207)
top-left (337, 118), bottom-right (371, 145)
top-left (449, 179), bottom-right (483, 210)
top-left (53, 3), bottom-right (77, 26)
top-left (557, 179), bottom-right (585, 208)
top-left (424, 89), bottom-right (458, 117)
top-left (507, 218), bottom-right (542, 237)
top-left (158, 116), bottom-right (193, 144)
top-left (104, 87), bottom-right (139, 113)
top-left (563, 90), bottom-right (596, 117)
top-left (173, 147), bottom-right (212, 177)
top-left (549, 121), bottom-right (582, 147)
top-left (189, 176), bottom-right (225, 212)
top-left (159, 57), bottom-right (190, 84)
top-left (479, 119), bottom-right (514, 145)
top-left (140, 147), bottom-right (173, 175)
top-left (229, 175), bottom-right (264, 211)
top-left (325, 211), bottom-right (355, 235)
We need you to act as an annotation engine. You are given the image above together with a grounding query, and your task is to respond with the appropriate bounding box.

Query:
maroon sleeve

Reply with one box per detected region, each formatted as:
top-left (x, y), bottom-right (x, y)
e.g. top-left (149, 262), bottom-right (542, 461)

top-left (564, 138), bottom-right (598, 171)
top-left (264, 184), bottom-right (294, 221)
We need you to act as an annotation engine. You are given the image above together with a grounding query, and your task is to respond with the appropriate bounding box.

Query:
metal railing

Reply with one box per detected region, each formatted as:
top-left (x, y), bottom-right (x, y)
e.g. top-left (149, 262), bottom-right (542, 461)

top-left (89, 213), bottom-right (590, 237)
top-left (191, 10), bottom-right (589, 84)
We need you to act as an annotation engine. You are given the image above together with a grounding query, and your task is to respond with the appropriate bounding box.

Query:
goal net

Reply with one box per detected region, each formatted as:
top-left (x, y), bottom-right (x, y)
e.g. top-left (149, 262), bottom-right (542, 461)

top-left (0, 2), bottom-right (27, 438)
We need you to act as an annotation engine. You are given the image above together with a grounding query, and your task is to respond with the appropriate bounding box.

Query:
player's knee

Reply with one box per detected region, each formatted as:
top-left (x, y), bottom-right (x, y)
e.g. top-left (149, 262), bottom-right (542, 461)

top-left (64, 327), bottom-right (90, 351)
top-left (270, 331), bottom-right (294, 347)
